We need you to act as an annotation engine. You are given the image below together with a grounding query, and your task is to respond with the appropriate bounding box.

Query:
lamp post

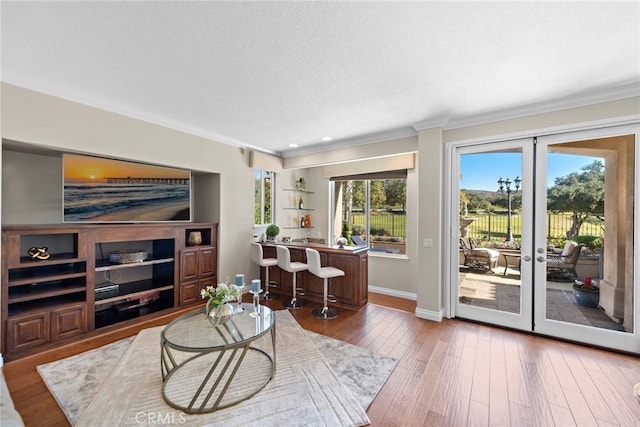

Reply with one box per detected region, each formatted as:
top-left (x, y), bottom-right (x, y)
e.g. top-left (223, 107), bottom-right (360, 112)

top-left (497, 176), bottom-right (521, 241)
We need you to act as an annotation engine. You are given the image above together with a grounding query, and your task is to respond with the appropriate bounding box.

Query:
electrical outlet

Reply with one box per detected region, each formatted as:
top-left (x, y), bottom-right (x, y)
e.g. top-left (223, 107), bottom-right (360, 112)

top-left (423, 238), bottom-right (433, 248)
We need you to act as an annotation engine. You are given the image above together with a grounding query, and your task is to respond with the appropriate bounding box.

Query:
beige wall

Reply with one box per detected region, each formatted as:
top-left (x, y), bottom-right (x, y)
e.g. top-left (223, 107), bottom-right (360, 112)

top-left (1, 83), bottom-right (256, 283)
top-left (2, 82), bottom-right (639, 326)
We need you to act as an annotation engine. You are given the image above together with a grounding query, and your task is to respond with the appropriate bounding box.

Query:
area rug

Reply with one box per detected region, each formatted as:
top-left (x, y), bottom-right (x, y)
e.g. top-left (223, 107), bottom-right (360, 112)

top-left (38, 310), bottom-right (397, 426)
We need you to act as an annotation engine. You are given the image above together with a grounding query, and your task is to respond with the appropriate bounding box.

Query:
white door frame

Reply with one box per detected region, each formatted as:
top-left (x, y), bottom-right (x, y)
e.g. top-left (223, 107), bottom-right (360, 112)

top-left (448, 138), bottom-right (534, 331)
top-left (533, 123), bottom-right (640, 353)
top-left (444, 122), bottom-right (640, 353)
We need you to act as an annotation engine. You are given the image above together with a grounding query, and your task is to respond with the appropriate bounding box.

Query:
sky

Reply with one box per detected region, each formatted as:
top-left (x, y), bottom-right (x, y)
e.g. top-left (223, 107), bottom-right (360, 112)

top-left (460, 152), bottom-right (600, 191)
top-left (64, 153), bottom-right (189, 181)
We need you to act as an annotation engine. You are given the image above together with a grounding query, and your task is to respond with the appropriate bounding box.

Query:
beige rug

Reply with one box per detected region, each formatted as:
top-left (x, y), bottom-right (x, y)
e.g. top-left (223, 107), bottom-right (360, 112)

top-left (39, 310), bottom-right (396, 426)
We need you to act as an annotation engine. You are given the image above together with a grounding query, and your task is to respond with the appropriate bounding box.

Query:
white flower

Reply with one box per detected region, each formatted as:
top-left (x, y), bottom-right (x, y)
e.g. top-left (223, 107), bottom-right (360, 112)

top-left (201, 283), bottom-right (239, 305)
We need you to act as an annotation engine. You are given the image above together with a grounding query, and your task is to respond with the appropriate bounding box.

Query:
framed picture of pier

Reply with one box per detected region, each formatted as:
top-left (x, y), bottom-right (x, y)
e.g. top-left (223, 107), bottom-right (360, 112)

top-left (63, 153), bottom-right (191, 223)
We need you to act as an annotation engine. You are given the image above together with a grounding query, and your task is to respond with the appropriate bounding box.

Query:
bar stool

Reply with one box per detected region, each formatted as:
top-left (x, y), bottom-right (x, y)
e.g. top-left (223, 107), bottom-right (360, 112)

top-left (250, 242), bottom-right (278, 300)
top-left (305, 248), bottom-right (344, 319)
top-left (276, 245), bottom-right (307, 309)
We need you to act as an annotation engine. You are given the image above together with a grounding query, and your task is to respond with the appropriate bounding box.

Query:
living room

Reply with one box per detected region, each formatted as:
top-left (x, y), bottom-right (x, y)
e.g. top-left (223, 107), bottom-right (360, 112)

top-left (2, 1), bottom-right (640, 426)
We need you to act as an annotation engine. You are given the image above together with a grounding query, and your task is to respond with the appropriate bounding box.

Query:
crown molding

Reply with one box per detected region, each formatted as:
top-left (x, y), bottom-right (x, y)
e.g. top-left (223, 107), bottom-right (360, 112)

top-left (280, 126), bottom-right (418, 158)
top-left (444, 81), bottom-right (640, 130)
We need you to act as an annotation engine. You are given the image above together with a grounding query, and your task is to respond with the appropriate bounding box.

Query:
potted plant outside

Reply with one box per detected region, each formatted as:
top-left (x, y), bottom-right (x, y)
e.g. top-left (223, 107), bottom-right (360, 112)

top-left (265, 224), bottom-right (280, 241)
top-left (572, 277), bottom-right (599, 308)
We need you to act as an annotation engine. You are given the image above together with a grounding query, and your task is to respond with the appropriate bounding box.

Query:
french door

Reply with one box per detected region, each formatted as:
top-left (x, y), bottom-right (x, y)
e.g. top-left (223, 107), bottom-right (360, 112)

top-left (450, 124), bottom-right (640, 353)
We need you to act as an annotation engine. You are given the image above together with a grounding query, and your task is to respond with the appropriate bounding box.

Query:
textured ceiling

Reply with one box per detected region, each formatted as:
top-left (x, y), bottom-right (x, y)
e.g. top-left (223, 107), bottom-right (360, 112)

top-left (2, 1), bottom-right (639, 157)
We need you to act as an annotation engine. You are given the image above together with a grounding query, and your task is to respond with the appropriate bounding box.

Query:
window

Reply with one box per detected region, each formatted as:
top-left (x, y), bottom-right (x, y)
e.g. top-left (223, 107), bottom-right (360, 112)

top-left (332, 174), bottom-right (407, 254)
top-left (254, 169), bottom-right (274, 225)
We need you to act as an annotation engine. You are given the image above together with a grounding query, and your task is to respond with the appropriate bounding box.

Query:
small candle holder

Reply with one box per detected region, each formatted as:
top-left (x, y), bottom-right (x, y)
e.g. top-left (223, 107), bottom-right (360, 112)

top-left (235, 274), bottom-right (245, 312)
top-left (250, 279), bottom-right (262, 317)
top-left (250, 290), bottom-right (262, 317)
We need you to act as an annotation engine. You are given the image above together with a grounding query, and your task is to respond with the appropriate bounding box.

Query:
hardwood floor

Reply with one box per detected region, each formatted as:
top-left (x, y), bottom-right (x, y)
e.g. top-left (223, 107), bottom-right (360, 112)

top-left (4, 293), bottom-right (640, 426)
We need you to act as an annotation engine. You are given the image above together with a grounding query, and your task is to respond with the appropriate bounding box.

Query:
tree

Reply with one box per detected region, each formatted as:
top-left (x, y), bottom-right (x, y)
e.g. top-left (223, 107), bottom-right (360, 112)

top-left (384, 179), bottom-right (407, 211)
top-left (369, 180), bottom-right (385, 209)
top-left (547, 160), bottom-right (604, 238)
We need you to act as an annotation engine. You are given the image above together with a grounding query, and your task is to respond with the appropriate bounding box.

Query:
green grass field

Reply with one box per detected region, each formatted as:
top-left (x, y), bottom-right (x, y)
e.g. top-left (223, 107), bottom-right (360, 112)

top-left (350, 212), bottom-right (406, 237)
top-left (465, 212), bottom-right (604, 242)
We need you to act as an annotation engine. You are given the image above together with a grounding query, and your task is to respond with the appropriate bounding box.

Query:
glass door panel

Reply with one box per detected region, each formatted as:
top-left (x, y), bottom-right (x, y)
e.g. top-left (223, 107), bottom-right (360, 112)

top-left (454, 139), bottom-right (534, 331)
top-left (534, 125), bottom-right (640, 353)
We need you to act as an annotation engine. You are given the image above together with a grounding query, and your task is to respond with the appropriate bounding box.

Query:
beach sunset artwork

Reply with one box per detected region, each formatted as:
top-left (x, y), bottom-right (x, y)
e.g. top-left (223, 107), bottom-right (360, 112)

top-left (63, 154), bottom-right (191, 222)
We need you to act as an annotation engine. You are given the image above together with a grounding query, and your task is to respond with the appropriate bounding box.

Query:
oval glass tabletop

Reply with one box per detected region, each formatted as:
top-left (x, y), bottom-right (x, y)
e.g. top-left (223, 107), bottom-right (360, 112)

top-left (162, 303), bottom-right (275, 351)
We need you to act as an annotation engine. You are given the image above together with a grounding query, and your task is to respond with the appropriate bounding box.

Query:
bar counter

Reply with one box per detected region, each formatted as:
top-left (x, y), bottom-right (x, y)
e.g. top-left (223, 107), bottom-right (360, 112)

top-left (259, 241), bottom-right (368, 311)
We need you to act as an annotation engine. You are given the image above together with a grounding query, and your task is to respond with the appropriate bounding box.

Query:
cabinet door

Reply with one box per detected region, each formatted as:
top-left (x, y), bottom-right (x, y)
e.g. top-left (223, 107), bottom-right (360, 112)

top-left (6, 311), bottom-right (51, 353)
top-left (180, 249), bottom-right (199, 282)
top-left (180, 281), bottom-right (202, 305)
top-left (198, 247), bottom-right (216, 278)
top-left (51, 304), bottom-right (87, 341)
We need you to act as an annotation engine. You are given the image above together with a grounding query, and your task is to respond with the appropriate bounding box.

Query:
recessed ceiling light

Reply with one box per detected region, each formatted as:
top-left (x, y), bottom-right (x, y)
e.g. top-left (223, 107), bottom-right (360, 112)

top-left (321, 136), bottom-right (333, 142)
top-left (288, 143), bottom-right (299, 148)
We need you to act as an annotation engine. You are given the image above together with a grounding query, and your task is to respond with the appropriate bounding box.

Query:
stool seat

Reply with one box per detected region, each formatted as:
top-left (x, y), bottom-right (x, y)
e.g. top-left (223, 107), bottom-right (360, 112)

top-left (251, 242), bottom-right (279, 299)
top-left (277, 245), bottom-right (308, 309)
top-left (305, 248), bottom-right (344, 319)
top-left (313, 265), bottom-right (345, 279)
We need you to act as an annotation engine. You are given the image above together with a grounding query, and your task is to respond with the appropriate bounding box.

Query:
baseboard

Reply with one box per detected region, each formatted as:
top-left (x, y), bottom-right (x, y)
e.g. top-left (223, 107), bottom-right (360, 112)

top-left (415, 307), bottom-right (444, 322)
top-left (367, 285), bottom-right (443, 322)
top-left (368, 285), bottom-right (416, 301)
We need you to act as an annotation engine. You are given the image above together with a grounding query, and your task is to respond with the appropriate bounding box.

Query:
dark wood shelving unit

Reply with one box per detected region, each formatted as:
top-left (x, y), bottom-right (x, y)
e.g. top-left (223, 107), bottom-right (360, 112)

top-left (1, 222), bottom-right (218, 361)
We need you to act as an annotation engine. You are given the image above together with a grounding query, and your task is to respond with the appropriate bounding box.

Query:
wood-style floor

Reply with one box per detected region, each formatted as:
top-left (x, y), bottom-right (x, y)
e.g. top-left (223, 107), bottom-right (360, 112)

top-left (4, 293), bottom-right (640, 426)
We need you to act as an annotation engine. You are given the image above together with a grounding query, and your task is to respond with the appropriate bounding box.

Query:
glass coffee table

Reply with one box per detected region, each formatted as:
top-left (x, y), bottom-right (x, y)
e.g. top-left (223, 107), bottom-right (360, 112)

top-left (160, 303), bottom-right (276, 414)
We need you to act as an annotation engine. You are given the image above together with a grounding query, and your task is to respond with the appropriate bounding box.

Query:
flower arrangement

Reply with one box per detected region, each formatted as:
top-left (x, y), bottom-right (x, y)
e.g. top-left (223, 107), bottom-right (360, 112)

top-left (573, 277), bottom-right (599, 292)
top-left (201, 283), bottom-right (239, 307)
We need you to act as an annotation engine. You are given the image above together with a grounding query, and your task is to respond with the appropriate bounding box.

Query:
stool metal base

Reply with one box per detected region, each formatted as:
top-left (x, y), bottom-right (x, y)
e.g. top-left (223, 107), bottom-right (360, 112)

top-left (263, 291), bottom-right (279, 300)
top-left (284, 298), bottom-right (305, 309)
top-left (312, 307), bottom-right (338, 319)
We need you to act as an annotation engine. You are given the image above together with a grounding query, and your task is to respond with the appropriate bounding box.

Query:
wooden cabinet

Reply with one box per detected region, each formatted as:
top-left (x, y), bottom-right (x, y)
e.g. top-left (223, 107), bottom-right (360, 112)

top-left (260, 242), bottom-right (368, 310)
top-left (179, 245), bottom-right (216, 306)
top-left (1, 222), bottom-right (218, 360)
top-left (5, 302), bottom-right (87, 353)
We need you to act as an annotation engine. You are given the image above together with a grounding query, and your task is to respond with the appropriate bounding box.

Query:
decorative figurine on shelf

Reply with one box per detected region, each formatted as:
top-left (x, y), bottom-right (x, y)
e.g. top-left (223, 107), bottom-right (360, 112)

top-left (188, 231), bottom-right (202, 246)
top-left (28, 246), bottom-right (50, 260)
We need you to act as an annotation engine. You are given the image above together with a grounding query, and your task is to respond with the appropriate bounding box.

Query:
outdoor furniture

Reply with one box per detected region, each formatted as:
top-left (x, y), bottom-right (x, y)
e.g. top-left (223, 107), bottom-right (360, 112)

top-left (459, 238), bottom-right (499, 272)
top-left (547, 241), bottom-right (584, 280)
top-left (351, 235), bottom-right (366, 246)
top-left (502, 252), bottom-right (522, 276)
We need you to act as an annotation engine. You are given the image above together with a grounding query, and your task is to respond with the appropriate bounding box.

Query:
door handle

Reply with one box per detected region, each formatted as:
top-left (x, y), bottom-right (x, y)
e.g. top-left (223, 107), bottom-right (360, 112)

top-left (522, 255), bottom-right (531, 262)
top-left (537, 256), bottom-right (546, 262)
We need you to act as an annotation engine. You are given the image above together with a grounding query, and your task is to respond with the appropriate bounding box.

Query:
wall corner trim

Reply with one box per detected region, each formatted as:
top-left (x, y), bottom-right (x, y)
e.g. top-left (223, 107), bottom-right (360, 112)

top-left (415, 307), bottom-right (443, 322)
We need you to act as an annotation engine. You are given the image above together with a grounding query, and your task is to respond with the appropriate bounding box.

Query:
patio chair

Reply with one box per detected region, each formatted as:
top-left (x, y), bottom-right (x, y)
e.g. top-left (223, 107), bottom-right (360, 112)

top-left (547, 241), bottom-right (584, 280)
top-left (459, 238), bottom-right (499, 273)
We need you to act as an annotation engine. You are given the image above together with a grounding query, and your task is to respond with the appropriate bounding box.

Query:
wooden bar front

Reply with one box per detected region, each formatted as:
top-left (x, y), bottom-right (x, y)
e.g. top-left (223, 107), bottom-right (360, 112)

top-left (259, 242), bottom-right (368, 311)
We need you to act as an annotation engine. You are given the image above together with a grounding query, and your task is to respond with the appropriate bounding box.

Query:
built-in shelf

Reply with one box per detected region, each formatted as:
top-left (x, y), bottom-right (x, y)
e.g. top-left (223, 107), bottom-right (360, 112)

top-left (95, 257), bottom-right (174, 272)
top-left (283, 188), bottom-right (314, 194)
top-left (2, 223), bottom-right (218, 360)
